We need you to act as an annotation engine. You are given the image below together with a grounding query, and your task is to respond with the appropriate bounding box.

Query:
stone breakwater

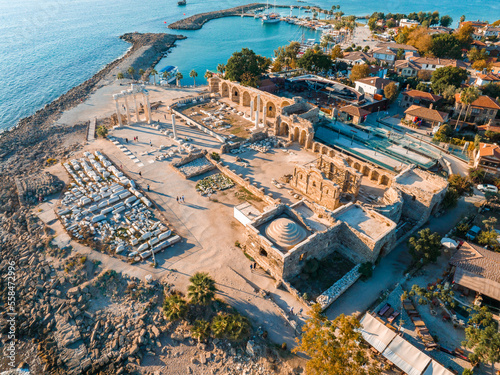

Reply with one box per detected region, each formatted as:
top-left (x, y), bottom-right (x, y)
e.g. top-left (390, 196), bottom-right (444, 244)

top-left (168, 3), bottom-right (267, 30)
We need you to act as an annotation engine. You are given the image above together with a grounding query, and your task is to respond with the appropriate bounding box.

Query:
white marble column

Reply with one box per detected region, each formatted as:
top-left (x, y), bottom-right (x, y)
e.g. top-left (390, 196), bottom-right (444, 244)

top-left (262, 106), bottom-right (267, 128)
top-left (250, 99), bottom-right (254, 120)
top-left (124, 97), bottom-right (131, 124)
top-left (133, 94), bottom-right (139, 122)
top-left (255, 94), bottom-right (260, 129)
top-left (114, 98), bottom-right (123, 126)
top-left (171, 114), bottom-right (177, 139)
top-left (145, 93), bottom-right (152, 124)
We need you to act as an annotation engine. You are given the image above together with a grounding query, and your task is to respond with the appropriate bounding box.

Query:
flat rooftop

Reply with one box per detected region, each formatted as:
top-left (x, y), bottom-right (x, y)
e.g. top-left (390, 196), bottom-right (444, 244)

top-left (293, 203), bottom-right (330, 232)
top-left (335, 205), bottom-right (393, 240)
top-left (396, 169), bottom-right (447, 193)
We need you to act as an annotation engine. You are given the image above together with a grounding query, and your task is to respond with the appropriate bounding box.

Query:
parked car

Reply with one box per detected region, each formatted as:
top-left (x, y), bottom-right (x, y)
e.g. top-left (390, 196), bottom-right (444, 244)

top-left (477, 184), bottom-right (498, 193)
top-left (465, 226), bottom-right (481, 240)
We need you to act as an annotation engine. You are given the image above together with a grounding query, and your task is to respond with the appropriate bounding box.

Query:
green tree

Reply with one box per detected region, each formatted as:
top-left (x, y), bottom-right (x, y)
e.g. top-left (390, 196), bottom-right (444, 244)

top-left (469, 167), bottom-right (485, 183)
top-left (138, 68), bottom-right (145, 77)
top-left (431, 66), bottom-right (468, 94)
top-left (477, 229), bottom-right (499, 248)
top-left (163, 294), bottom-right (187, 321)
top-left (128, 66), bottom-right (136, 79)
top-left (442, 188), bottom-right (460, 208)
top-left (384, 82), bottom-right (399, 102)
top-left (217, 63), bottom-right (226, 75)
top-left (163, 70), bottom-right (172, 83)
top-left (293, 304), bottom-right (380, 375)
top-left (204, 70), bottom-right (213, 80)
top-left (296, 49), bottom-right (332, 73)
top-left (440, 15), bottom-right (453, 27)
top-left (430, 34), bottom-right (462, 59)
top-left (117, 72), bottom-right (124, 79)
top-left (460, 15), bottom-right (466, 24)
top-left (463, 306), bottom-right (500, 364)
top-left (456, 23), bottom-right (475, 47)
top-left (408, 228), bottom-right (442, 264)
top-left (188, 272), bottom-right (216, 305)
top-left (457, 86), bottom-right (480, 124)
top-left (211, 312), bottom-right (250, 341)
top-left (349, 64), bottom-right (371, 82)
top-left (468, 47), bottom-right (489, 62)
top-left (150, 68), bottom-right (158, 85)
top-left (482, 83), bottom-right (500, 100)
top-left (448, 174), bottom-right (473, 195)
top-left (189, 69), bottom-right (198, 87)
top-left (175, 71), bottom-right (183, 87)
top-left (330, 45), bottom-right (344, 60)
top-left (225, 48), bottom-right (271, 83)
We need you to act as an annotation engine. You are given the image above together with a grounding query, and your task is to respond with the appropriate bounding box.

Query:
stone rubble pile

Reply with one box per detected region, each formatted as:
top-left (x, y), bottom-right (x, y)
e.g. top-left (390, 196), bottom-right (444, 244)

top-left (195, 173), bottom-right (235, 195)
top-left (230, 137), bottom-right (281, 154)
top-left (15, 171), bottom-right (64, 205)
top-left (57, 151), bottom-right (180, 260)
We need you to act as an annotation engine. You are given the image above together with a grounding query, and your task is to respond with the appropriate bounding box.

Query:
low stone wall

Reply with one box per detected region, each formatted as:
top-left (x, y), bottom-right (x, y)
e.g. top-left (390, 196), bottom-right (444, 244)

top-left (220, 131), bottom-right (269, 154)
top-left (316, 263), bottom-right (362, 311)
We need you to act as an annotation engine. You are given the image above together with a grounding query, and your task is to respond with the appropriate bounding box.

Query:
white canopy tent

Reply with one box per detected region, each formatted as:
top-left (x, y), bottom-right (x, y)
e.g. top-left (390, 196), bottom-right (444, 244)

top-left (441, 238), bottom-right (458, 250)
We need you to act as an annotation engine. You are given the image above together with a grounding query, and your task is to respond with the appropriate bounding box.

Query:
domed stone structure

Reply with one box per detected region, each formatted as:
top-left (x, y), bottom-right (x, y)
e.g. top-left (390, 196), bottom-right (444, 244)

top-left (265, 217), bottom-right (307, 249)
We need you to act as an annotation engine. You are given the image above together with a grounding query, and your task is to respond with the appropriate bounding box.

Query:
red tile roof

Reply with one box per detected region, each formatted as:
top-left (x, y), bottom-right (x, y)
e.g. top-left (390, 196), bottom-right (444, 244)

top-left (450, 242), bottom-right (500, 284)
top-left (404, 105), bottom-right (448, 122)
top-left (403, 90), bottom-right (442, 102)
top-left (455, 94), bottom-right (500, 109)
top-left (478, 142), bottom-right (500, 159)
top-left (340, 105), bottom-right (370, 117)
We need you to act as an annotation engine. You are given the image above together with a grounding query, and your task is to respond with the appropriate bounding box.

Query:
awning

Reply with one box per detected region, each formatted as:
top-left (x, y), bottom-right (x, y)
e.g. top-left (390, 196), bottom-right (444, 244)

top-left (359, 313), bottom-right (397, 353)
top-left (382, 335), bottom-right (432, 375)
top-left (441, 238), bottom-right (458, 249)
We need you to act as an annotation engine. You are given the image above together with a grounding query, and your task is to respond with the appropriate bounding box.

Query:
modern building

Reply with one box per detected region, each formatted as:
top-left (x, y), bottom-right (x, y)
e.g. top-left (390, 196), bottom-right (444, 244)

top-left (450, 241), bottom-right (500, 302)
top-left (355, 77), bottom-right (395, 96)
top-left (338, 105), bottom-right (370, 124)
top-left (404, 105), bottom-right (449, 127)
top-left (474, 73), bottom-right (500, 87)
top-left (473, 143), bottom-right (500, 176)
top-left (400, 90), bottom-right (442, 109)
top-left (454, 94), bottom-right (500, 124)
top-left (372, 47), bottom-right (396, 66)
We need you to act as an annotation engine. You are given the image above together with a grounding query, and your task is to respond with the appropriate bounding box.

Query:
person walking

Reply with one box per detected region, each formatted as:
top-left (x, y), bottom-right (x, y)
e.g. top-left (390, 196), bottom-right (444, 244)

top-left (147, 184), bottom-right (150, 192)
top-left (125, 137), bottom-right (128, 143)
top-left (181, 195), bottom-right (185, 203)
top-left (176, 196), bottom-right (179, 203)
top-left (150, 140), bottom-right (152, 147)
top-left (139, 171), bottom-right (142, 177)
top-left (250, 264), bottom-right (253, 272)
top-left (253, 262), bottom-right (257, 270)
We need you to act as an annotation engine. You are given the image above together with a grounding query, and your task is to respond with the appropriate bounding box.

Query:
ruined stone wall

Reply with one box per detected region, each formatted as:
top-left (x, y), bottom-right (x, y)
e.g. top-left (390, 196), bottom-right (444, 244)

top-left (290, 166), bottom-right (342, 211)
top-left (369, 187), bottom-right (404, 223)
top-left (316, 154), bottom-right (362, 196)
top-left (393, 166), bottom-right (448, 223)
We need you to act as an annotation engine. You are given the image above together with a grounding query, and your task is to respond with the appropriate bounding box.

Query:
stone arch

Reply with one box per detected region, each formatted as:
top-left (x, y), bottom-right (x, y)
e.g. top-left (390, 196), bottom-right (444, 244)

top-left (242, 91), bottom-right (251, 107)
top-left (267, 102), bottom-right (277, 118)
top-left (281, 100), bottom-right (292, 108)
top-left (321, 146), bottom-right (328, 155)
top-left (313, 142), bottom-right (321, 153)
top-left (221, 82), bottom-right (229, 97)
top-left (299, 130), bottom-right (307, 146)
top-left (293, 127), bottom-right (300, 142)
top-left (370, 170), bottom-right (380, 182)
top-left (380, 174), bottom-right (390, 186)
top-left (328, 149), bottom-right (335, 157)
top-left (361, 165), bottom-right (370, 177)
top-left (353, 162), bottom-right (361, 172)
top-left (280, 122), bottom-right (289, 137)
top-left (231, 87), bottom-right (240, 103)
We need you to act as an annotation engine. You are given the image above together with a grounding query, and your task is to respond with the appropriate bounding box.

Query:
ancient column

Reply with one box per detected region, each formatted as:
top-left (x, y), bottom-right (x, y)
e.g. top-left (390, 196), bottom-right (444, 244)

top-left (171, 114), bottom-right (177, 139)
top-left (250, 99), bottom-right (254, 120)
top-left (114, 98), bottom-right (123, 127)
top-left (255, 94), bottom-right (260, 129)
top-left (123, 97), bottom-right (131, 124)
top-left (144, 93), bottom-right (152, 124)
top-left (262, 106), bottom-right (267, 128)
top-left (133, 94), bottom-right (139, 122)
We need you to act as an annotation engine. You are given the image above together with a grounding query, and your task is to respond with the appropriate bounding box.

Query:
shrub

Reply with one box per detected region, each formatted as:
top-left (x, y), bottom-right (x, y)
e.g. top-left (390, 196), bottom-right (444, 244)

top-left (163, 294), bottom-right (188, 321)
top-left (211, 312), bottom-right (250, 341)
top-left (211, 152), bottom-right (221, 161)
top-left (358, 262), bottom-right (373, 279)
top-left (188, 272), bottom-right (217, 305)
top-left (96, 125), bottom-right (108, 138)
top-left (281, 342), bottom-right (287, 350)
top-left (191, 319), bottom-right (211, 341)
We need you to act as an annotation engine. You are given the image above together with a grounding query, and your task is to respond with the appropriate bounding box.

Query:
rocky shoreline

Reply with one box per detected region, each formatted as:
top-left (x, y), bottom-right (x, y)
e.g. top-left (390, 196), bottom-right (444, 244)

top-left (168, 3), bottom-right (267, 30)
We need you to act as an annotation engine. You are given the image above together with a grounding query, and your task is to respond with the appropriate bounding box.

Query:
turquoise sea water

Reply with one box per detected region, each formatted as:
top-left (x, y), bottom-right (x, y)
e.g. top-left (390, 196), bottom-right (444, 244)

top-left (0, 0), bottom-right (498, 130)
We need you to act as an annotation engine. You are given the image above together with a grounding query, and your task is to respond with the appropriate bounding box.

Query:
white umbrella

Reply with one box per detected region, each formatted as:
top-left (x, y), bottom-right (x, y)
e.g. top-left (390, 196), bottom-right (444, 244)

top-left (441, 238), bottom-right (458, 249)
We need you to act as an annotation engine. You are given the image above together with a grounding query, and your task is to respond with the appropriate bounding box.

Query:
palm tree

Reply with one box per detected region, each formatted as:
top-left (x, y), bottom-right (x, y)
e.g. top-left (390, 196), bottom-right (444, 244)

top-left (150, 69), bottom-right (158, 85)
top-left (189, 69), bottom-right (198, 87)
top-left (117, 72), bottom-right (124, 79)
top-left (217, 63), bottom-right (226, 76)
top-left (127, 66), bottom-right (135, 79)
top-left (138, 68), bottom-right (145, 78)
top-left (188, 272), bottom-right (216, 305)
top-left (163, 70), bottom-right (172, 84)
top-left (455, 87), bottom-right (480, 129)
top-left (175, 71), bottom-right (183, 87)
top-left (204, 70), bottom-right (213, 80)
top-left (464, 87), bottom-right (480, 122)
top-left (162, 294), bottom-right (187, 321)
